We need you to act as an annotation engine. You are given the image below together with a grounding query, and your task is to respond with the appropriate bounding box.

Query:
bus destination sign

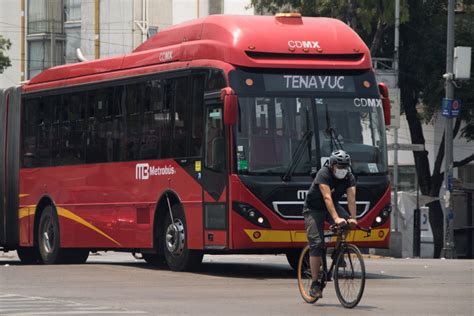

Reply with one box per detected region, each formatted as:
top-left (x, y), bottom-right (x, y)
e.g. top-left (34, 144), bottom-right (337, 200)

top-left (264, 75), bottom-right (355, 92)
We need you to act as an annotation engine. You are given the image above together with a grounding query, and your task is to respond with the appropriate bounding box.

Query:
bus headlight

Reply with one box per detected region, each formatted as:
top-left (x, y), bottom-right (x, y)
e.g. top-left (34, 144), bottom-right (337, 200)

top-left (233, 202), bottom-right (271, 228)
top-left (372, 205), bottom-right (392, 227)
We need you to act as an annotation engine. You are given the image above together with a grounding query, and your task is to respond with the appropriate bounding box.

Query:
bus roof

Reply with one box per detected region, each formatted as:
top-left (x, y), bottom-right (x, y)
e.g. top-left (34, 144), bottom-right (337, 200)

top-left (26, 15), bottom-right (371, 87)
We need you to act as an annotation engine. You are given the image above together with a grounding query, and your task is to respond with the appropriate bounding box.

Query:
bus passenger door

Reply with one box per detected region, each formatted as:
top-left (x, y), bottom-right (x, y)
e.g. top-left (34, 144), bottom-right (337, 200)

top-left (202, 99), bottom-right (228, 250)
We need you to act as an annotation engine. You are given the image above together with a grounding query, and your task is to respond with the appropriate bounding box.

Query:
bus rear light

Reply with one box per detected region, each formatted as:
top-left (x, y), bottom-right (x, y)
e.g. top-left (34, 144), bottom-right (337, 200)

top-left (233, 202), bottom-right (271, 229)
top-left (372, 205), bottom-right (392, 228)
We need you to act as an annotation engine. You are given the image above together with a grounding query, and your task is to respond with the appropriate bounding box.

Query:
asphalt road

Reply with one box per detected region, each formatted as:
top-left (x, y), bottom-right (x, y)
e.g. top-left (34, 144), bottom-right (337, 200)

top-left (0, 251), bottom-right (473, 315)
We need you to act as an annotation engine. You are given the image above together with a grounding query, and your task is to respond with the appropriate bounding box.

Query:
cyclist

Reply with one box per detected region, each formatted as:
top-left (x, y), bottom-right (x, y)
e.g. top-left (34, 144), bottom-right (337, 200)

top-left (303, 150), bottom-right (358, 299)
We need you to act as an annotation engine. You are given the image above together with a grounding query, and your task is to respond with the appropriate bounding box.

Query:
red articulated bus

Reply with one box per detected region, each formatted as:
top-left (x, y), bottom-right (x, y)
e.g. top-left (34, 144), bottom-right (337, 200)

top-left (1, 14), bottom-right (392, 271)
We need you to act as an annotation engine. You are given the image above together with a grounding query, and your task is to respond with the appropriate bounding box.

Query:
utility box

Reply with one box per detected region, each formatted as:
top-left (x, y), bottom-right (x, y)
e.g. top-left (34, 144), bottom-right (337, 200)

top-left (454, 46), bottom-right (471, 80)
top-left (452, 190), bottom-right (473, 259)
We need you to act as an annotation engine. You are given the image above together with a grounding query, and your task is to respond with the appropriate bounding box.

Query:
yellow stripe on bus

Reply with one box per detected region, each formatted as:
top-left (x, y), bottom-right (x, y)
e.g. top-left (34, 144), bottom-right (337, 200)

top-left (244, 229), bottom-right (389, 243)
top-left (18, 206), bottom-right (36, 219)
top-left (18, 205), bottom-right (121, 246)
top-left (56, 207), bottom-right (121, 246)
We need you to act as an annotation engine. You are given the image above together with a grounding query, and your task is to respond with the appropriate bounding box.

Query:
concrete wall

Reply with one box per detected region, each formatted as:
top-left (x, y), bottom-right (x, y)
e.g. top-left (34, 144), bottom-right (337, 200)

top-left (80, 1), bottom-right (95, 60)
top-left (172, 0), bottom-right (253, 25)
top-left (386, 113), bottom-right (473, 177)
top-left (0, 0), bottom-right (21, 88)
top-left (100, 0), bottom-right (133, 57)
top-left (224, 0), bottom-right (254, 15)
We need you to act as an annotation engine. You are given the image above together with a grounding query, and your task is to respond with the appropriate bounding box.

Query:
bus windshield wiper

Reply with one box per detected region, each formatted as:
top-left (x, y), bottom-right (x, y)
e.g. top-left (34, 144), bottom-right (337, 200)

top-left (324, 103), bottom-right (344, 152)
top-left (282, 130), bottom-right (313, 182)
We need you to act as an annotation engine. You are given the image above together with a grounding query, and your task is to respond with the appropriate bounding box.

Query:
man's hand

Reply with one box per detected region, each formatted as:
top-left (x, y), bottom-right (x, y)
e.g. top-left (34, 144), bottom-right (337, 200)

top-left (347, 218), bottom-right (358, 227)
top-left (335, 217), bottom-right (347, 227)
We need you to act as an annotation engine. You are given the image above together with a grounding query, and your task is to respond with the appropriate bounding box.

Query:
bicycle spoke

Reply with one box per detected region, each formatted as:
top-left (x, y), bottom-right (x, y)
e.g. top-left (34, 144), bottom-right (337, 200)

top-left (334, 244), bottom-right (366, 308)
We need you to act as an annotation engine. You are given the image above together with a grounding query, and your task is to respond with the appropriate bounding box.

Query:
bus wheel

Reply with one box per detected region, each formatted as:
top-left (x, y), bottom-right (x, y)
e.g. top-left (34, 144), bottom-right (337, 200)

top-left (17, 247), bottom-right (40, 264)
top-left (142, 253), bottom-right (165, 266)
top-left (163, 204), bottom-right (203, 271)
top-left (37, 206), bottom-right (62, 264)
top-left (62, 249), bottom-right (89, 264)
top-left (286, 250), bottom-right (301, 271)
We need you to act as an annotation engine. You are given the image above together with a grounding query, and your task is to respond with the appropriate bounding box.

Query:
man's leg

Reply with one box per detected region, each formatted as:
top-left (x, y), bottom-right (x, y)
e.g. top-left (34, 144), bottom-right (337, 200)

top-left (310, 256), bottom-right (321, 282)
top-left (304, 210), bottom-right (325, 298)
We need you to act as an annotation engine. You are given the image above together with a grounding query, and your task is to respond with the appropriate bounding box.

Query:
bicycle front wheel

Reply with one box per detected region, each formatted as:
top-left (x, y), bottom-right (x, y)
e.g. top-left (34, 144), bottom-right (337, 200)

top-left (334, 244), bottom-right (366, 308)
top-left (297, 245), bottom-right (318, 304)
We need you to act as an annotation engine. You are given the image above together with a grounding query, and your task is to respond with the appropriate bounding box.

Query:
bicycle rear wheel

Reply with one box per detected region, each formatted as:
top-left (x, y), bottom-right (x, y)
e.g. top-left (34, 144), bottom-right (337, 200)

top-left (334, 244), bottom-right (365, 308)
top-left (297, 246), bottom-right (318, 303)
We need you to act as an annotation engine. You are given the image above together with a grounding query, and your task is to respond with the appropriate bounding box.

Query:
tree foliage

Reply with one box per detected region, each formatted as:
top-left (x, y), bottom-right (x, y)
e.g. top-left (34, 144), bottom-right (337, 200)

top-left (249, 0), bottom-right (409, 54)
top-left (0, 35), bottom-right (12, 74)
top-left (400, 1), bottom-right (474, 142)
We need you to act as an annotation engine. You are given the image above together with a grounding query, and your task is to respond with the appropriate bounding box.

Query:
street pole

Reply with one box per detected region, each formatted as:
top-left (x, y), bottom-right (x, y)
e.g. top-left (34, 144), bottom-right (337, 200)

top-left (393, 0), bottom-right (400, 233)
top-left (441, 0), bottom-right (456, 259)
top-left (388, 0), bottom-right (403, 258)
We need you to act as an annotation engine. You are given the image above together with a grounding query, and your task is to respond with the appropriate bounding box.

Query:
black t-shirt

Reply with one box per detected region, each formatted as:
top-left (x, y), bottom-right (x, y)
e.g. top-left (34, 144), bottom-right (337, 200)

top-left (303, 166), bottom-right (356, 212)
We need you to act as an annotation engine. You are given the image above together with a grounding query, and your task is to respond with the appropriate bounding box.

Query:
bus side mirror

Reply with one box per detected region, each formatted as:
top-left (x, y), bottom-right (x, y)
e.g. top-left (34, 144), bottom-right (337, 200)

top-left (221, 87), bottom-right (238, 126)
top-left (378, 82), bottom-right (391, 127)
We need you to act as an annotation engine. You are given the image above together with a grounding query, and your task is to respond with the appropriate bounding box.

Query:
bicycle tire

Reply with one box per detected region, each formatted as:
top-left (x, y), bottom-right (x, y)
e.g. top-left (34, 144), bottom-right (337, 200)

top-left (334, 243), bottom-right (366, 308)
top-left (297, 246), bottom-right (318, 304)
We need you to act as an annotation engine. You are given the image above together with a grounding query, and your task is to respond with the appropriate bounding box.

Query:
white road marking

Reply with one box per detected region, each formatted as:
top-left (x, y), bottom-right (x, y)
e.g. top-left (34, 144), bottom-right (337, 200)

top-left (0, 293), bottom-right (146, 315)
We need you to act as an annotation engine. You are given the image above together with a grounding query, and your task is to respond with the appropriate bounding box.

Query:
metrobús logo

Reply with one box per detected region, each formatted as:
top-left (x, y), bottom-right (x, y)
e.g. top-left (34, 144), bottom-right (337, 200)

top-left (135, 163), bottom-right (176, 180)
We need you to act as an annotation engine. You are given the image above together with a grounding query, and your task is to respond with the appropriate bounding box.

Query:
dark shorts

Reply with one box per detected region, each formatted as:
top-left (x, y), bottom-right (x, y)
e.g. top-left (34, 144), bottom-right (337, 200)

top-left (303, 204), bottom-right (350, 257)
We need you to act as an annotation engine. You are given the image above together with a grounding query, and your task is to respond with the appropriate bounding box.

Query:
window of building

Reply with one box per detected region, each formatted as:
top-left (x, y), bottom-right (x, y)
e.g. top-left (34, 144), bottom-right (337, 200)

top-left (458, 164), bottom-right (474, 189)
top-left (209, 0), bottom-right (224, 14)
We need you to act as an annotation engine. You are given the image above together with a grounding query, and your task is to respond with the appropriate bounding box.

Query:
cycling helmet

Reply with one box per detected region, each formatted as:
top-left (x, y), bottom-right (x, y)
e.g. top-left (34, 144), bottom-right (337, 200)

top-left (329, 150), bottom-right (351, 167)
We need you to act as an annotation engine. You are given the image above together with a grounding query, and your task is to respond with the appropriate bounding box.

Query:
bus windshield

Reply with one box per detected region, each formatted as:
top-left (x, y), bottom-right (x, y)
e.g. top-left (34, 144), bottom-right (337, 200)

top-left (235, 95), bottom-right (387, 176)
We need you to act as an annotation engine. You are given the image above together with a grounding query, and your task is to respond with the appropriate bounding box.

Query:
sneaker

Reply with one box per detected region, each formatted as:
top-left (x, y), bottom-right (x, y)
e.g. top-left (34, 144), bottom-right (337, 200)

top-left (309, 281), bottom-right (323, 299)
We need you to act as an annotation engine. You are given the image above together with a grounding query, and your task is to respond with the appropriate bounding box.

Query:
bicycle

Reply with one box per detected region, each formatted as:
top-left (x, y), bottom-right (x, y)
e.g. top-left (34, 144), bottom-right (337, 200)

top-left (297, 223), bottom-right (371, 308)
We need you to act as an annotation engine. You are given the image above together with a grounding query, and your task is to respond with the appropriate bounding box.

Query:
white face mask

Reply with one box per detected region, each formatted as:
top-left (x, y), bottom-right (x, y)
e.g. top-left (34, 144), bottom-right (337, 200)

top-left (334, 168), bottom-right (348, 179)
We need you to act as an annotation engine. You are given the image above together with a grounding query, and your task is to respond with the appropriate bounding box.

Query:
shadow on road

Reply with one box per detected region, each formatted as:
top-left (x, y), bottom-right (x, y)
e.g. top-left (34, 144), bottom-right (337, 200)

top-left (366, 272), bottom-right (414, 280)
top-left (1, 256), bottom-right (411, 282)
top-left (311, 302), bottom-right (379, 311)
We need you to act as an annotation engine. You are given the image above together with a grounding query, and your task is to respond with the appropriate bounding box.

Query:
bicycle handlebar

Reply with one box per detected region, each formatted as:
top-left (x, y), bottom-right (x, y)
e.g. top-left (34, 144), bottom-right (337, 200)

top-left (329, 223), bottom-right (372, 236)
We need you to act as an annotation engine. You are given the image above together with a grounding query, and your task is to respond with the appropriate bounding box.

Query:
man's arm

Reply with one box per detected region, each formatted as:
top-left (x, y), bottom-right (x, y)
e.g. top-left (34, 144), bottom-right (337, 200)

top-left (319, 184), bottom-right (345, 224)
top-left (346, 186), bottom-right (357, 223)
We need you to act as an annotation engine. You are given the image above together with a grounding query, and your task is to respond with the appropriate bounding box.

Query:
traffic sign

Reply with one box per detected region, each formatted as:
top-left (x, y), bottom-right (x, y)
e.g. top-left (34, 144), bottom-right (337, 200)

top-left (387, 143), bottom-right (425, 151)
top-left (451, 99), bottom-right (460, 116)
top-left (442, 98), bottom-right (461, 117)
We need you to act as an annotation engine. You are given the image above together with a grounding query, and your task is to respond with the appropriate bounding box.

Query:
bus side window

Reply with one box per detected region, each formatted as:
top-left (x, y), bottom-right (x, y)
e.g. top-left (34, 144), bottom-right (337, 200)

top-left (172, 77), bottom-right (188, 158)
top-left (205, 106), bottom-right (224, 171)
top-left (36, 97), bottom-right (52, 167)
top-left (48, 95), bottom-right (60, 165)
top-left (190, 75), bottom-right (204, 157)
top-left (59, 93), bottom-right (84, 165)
top-left (139, 80), bottom-right (159, 160)
top-left (160, 80), bottom-right (173, 159)
top-left (22, 98), bottom-right (39, 168)
top-left (86, 88), bottom-right (111, 163)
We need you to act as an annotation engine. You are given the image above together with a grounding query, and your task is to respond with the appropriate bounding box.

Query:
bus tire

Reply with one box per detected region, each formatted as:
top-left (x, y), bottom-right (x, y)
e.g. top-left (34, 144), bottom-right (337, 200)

top-left (163, 204), bottom-right (203, 271)
top-left (62, 249), bottom-right (89, 264)
top-left (37, 206), bottom-right (63, 264)
top-left (286, 249), bottom-right (301, 271)
top-left (142, 253), bottom-right (166, 266)
top-left (17, 247), bottom-right (40, 264)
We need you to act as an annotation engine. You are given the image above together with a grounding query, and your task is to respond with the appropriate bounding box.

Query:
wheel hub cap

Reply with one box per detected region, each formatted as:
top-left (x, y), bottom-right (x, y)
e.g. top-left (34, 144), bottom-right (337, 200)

top-left (165, 219), bottom-right (185, 256)
top-left (42, 218), bottom-right (54, 254)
